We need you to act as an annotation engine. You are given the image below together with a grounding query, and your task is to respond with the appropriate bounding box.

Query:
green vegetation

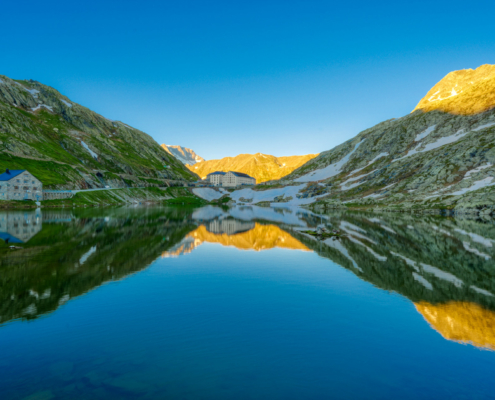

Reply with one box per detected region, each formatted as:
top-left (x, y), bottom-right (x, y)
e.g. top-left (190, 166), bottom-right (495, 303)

top-left (164, 196), bottom-right (207, 205)
top-left (0, 75), bottom-right (197, 191)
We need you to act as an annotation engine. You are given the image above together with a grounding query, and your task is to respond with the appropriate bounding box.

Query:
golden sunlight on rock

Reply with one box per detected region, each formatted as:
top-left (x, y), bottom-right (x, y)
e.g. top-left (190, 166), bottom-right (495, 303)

top-left (415, 301), bottom-right (495, 350)
top-left (413, 64), bottom-right (495, 115)
top-left (188, 223), bottom-right (311, 252)
top-left (186, 153), bottom-right (317, 183)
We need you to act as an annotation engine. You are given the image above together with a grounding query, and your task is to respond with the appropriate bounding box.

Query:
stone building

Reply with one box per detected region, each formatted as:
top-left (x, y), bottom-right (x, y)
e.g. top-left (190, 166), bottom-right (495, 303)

top-left (0, 169), bottom-right (43, 201)
top-left (206, 171), bottom-right (226, 186)
top-left (221, 171), bottom-right (256, 187)
top-left (206, 171), bottom-right (256, 187)
top-left (43, 190), bottom-right (73, 200)
top-left (207, 218), bottom-right (255, 235)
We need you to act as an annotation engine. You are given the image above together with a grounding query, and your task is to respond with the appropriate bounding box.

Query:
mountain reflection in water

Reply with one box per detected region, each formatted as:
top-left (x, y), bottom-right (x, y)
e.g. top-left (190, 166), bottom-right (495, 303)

top-left (1, 205), bottom-right (495, 352)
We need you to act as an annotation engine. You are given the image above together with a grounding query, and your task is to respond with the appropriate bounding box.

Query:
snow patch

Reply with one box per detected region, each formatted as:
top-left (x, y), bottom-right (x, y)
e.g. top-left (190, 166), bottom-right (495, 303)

top-left (420, 263), bottom-right (463, 287)
top-left (295, 140), bottom-right (364, 182)
top-left (349, 153), bottom-right (389, 176)
top-left (471, 122), bottom-right (495, 132)
top-left (230, 184), bottom-right (326, 206)
top-left (415, 125), bottom-right (437, 141)
top-left (81, 141), bottom-right (98, 160)
top-left (465, 163), bottom-right (493, 178)
top-left (340, 169), bottom-right (377, 191)
top-left (450, 177), bottom-right (495, 196)
top-left (471, 286), bottom-right (494, 297)
top-left (324, 238), bottom-right (362, 272)
top-left (192, 205), bottom-right (227, 220)
top-left (393, 129), bottom-right (468, 162)
top-left (454, 228), bottom-right (494, 248)
top-left (79, 246), bottom-right (96, 265)
top-left (463, 241), bottom-right (491, 260)
top-left (192, 188), bottom-right (224, 201)
top-left (31, 104), bottom-right (53, 112)
top-left (60, 99), bottom-right (72, 108)
top-left (413, 273), bottom-right (433, 290)
top-left (390, 252), bottom-right (418, 271)
top-left (347, 236), bottom-right (386, 261)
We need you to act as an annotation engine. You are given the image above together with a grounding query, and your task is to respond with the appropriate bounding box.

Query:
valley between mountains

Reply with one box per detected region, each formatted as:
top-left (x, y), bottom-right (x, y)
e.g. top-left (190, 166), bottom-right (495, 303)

top-left (2, 64), bottom-right (495, 214)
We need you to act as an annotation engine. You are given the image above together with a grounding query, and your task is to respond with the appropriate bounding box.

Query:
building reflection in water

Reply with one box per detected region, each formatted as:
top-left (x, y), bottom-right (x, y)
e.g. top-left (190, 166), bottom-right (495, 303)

top-left (2, 205), bottom-right (495, 351)
top-left (0, 209), bottom-right (42, 243)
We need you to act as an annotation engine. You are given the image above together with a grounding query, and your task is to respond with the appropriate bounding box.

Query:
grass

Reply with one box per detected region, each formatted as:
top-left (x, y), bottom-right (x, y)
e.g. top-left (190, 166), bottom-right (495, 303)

top-left (0, 155), bottom-right (80, 186)
top-left (164, 196), bottom-right (207, 205)
top-left (209, 196), bottom-right (231, 204)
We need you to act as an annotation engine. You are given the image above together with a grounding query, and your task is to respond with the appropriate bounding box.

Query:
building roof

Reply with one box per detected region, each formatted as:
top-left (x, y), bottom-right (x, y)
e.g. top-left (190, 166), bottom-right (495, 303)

top-left (0, 170), bottom-right (25, 181)
top-left (207, 171), bottom-right (226, 176)
top-left (230, 171), bottom-right (254, 179)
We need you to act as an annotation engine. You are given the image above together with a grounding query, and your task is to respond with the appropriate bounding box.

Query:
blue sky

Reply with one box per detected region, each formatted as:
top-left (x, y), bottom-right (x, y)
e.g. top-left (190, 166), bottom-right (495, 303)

top-left (3, 0), bottom-right (495, 160)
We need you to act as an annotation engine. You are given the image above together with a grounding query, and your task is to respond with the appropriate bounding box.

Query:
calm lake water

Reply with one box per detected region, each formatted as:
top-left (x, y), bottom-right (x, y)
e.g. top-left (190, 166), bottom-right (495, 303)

top-left (1, 205), bottom-right (495, 399)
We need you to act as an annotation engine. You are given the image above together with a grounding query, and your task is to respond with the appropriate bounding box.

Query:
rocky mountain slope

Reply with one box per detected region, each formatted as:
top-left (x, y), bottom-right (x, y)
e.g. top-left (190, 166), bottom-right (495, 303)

top-left (227, 64), bottom-right (495, 213)
top-left (162, 144), bottom-right (204, 165)
top-left (0, 75), bottom-right (197, 189)
top-left (188, 152), bottom-right (317, 183)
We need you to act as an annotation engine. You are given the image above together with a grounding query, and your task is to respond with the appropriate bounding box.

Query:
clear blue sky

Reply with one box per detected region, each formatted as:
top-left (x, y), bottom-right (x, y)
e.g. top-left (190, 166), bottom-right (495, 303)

top-left (3, 0), bottom-right (495, 160)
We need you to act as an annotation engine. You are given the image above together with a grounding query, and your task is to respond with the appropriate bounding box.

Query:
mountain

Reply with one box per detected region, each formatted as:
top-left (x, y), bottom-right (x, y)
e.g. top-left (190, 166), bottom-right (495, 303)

top-left (188, 152), bottom-right (317, 183)
top-left (413, 64), bottom-right (495, 115)
top-left (217, 64), bottom-right (495, 213)
top-left (0, 75), bottom-right (196, 189)
top-left (162, 144), bottom-right (204, 165)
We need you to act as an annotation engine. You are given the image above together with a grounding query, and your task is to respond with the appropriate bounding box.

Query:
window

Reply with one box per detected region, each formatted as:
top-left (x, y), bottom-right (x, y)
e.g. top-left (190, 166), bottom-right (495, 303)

top-left (32, 181), bottom-right (35, 184)
top-left (16, 179), bottom-right (20, 183)
top-left (24, 180), bottom-right (28, 184)
top-left (33, 187), bottom-right (37, 191)
top-left (14, 186), bottom-right (19, 190)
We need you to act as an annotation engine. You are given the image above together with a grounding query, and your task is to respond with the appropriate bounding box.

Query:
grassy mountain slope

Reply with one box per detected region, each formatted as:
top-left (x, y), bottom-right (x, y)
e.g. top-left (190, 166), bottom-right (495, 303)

top-left (0, 75), bottom-right (196, 189)
top-left (188, 152), bottom-right (317, 183)
top-left (272, 64), bottom-right (495, 212)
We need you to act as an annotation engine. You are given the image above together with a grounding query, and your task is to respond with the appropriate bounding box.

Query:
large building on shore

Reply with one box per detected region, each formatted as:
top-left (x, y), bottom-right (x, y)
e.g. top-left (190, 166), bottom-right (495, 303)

top-left (206, 171), bottom-right (226, 186)
top-left (0, 169), bottom-right (43, 201)
top-left (206, 171), bottom-right (256, 187)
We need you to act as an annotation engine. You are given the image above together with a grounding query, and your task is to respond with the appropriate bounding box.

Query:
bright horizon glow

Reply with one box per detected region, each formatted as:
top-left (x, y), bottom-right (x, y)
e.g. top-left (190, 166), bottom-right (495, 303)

top-left (2, 0), bottom-right (495, 160)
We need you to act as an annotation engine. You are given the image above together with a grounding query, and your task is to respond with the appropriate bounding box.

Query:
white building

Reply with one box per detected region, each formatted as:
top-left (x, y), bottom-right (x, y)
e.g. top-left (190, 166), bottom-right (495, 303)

top-left (0, 209), bottom-right (42, 243)
top-left (0, 169), bottom-right (43, 201)
top-left (206, 171), bottom-right (226, 186)
top-left (221, 171), bottom-right (256, 187)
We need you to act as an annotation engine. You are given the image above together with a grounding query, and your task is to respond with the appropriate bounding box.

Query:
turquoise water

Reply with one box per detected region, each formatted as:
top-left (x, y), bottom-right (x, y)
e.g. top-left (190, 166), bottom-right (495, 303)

top-left (0, 206), bottom-right (495, 399)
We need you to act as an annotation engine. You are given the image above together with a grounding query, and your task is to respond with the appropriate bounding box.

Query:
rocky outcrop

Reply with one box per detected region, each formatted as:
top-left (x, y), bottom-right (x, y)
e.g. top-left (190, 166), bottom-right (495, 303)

top-left (0, 75), bottom-right (197, 189)
top-left (162, 144), bottom-right (204, 165)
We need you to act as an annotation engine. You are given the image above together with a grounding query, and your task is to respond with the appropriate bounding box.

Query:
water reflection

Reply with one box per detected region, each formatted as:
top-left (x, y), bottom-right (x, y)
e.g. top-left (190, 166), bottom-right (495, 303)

top-left (0, 209), bottom-right (42, 243)
top-left (1, 206), bottom-right (495, 351)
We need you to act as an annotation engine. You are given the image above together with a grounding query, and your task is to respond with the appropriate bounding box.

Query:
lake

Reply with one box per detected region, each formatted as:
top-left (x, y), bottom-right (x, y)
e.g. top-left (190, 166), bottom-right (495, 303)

top-left (0, 205), bottom-right (494, 399)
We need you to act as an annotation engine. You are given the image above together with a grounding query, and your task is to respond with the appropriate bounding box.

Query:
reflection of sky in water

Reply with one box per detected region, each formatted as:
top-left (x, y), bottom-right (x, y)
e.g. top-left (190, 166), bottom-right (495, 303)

top-left (1, 207), bottom-right (495, 399)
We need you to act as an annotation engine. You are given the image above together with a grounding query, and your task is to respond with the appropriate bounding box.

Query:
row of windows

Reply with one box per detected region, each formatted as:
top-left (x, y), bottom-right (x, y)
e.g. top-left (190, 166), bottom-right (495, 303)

top-left (3, 186), bottom-right (39, 191)
top-left (0, 193), bottom-right (40, 197)
top-left (14, 179), bottom-right (36, 184)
